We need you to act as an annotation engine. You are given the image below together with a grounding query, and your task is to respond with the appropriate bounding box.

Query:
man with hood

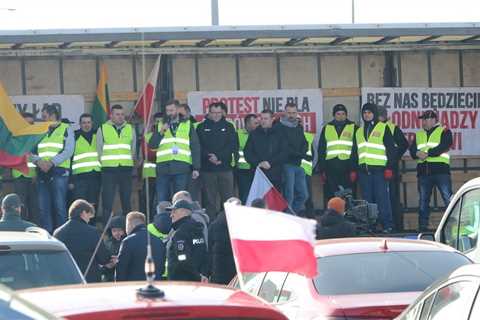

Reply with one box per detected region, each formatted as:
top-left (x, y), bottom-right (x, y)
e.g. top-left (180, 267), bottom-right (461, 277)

top-left (317, 104), bottom-right (358, 201)
top-left (377, 105), bottom-right (409, 231)
top-left (102, 215), bottom-right (126, 281)
top-left (317, 197), bottom-right (356, 239)
top-left (278, 103), bottom-right (309, 215)
top-left (166, 199), bottom-right (209, 282)
top-left (354, 103), bottom-right (396, 233)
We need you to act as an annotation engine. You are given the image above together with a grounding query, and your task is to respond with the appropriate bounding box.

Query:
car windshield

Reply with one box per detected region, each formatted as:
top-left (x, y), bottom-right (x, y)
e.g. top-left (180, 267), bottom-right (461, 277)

top-left (314, 251), bottom-right (471, 295)
top-left (0, 250), bottom-right (84, 290)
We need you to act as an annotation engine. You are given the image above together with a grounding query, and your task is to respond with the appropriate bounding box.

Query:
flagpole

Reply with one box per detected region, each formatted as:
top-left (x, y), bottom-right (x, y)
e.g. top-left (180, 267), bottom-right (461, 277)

top-left (255, 167), bottom-right (297, 215)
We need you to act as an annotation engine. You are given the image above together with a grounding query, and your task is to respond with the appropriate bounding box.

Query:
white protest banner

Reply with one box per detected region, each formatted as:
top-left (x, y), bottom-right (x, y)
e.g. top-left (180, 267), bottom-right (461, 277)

top-left (11, 95), bottom-right (85, 129)
top-left (187, 89), bottom-right (323, 133)
top-left (362, 87), bottom-right (480, 156)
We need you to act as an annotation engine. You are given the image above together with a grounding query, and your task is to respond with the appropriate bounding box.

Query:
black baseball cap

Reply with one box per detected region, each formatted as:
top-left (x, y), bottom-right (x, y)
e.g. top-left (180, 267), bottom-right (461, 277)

top-left (166, 199), bottom-right (193, 212)
top-left (419, 110), bottom-right (438, 120)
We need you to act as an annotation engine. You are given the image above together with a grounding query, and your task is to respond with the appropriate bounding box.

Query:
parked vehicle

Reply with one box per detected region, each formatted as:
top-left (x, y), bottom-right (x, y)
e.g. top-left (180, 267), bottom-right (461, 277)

top-left (230, 238), bottom-right (472, 320)
top-left (0, 228), bottom-right (85, 290)
top-left (19, 281), bottom-right (289, 320)
top-left (420, 177), bottom-right (480, 262)
top-left (396, 264), bottom-right (480, 320)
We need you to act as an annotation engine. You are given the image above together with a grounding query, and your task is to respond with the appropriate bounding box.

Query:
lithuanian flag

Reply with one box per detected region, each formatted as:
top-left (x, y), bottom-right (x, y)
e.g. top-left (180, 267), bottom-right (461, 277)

top-left (91, 63), bottom-right (110, 128)
top-left (0, 83), bottom-right (51, 174)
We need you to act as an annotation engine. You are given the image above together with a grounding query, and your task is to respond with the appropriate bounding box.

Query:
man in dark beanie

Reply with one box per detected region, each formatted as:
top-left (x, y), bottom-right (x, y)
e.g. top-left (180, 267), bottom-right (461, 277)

top-left (317, 104), bottom-right (359, 202)
top-left (354, 103), bottom-right (396, 233)
top-left (0, 193), bottom-right (37, 231)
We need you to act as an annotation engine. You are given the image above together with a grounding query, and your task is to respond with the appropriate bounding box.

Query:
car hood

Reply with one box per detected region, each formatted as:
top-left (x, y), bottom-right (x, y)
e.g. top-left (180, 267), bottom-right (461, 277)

top-left (325, 291), bottom-right (421, 319)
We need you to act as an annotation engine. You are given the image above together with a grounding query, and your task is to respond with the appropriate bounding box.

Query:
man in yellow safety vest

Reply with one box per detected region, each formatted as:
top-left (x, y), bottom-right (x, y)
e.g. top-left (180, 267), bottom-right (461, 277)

top-left (354, 103), bottom-right (396, 233)
top-left (409, 110), bottom-right (453, 232)
top-left (31, 105), bottom-right (75, 233)
top-left (96, 104), bottom-right (137, 221)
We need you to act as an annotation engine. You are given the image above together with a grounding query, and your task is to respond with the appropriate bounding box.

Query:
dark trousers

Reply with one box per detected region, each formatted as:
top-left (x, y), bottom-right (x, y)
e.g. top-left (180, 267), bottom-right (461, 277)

top-left (139, 178), bottom-right (156, 221)
top-left (418, 174), bottom-right (452, 230)
top-left (202, 171), bottom-right (234, 219)
top-left (389, 169), bottom-right (403, 231)
top-left (187, 175), bottom-right (203, 204)
top-left (38, 173), bottom-right (69, 233)
top-left (73, 173), bottom-right (101, 209)
top-left (13, 177), bottom-right (39, 225)
top-left (324, 169), bottom-right (351, 203)
top-left (102, 170), bottom-right (132, 220)
top-left (156, 173), bottom-right (189, 203)
top-left (236, 169), bottom-right (254, 205)
top-left (359, 170), bottom-right (393, 230)
top-left (304, 175), bottom-right (315, 218)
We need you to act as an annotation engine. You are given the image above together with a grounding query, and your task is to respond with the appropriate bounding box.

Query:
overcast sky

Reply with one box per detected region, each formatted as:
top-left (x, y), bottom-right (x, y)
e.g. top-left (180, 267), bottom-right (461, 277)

top-left (1, 0), bottom-right (479, 30)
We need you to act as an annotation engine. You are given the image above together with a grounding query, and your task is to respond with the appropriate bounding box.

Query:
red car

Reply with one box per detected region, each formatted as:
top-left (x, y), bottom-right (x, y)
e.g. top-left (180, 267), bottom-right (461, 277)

top-left (231, 238), bottom-right (472, 320)
top-left (19, 281), bottom-right (288, 320)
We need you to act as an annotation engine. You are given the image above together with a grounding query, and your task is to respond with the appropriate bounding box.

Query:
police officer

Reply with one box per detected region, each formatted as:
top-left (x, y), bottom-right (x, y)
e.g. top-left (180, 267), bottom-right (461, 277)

top-left (317, 104), bottom-right (358, 202)
top-left (377, 106), bottom-right (409, 231)
top-left (71, 113), bottom-right (101, 212)
top-left (31, 105), bottom-right (74, 233)
top-left (409, 110), bottom-right (452, 232)
top-left (236, 114), bottom-right (258, 204)
top-left (97, 104), bottom-right (136, 220)
top-left (12, 112), bottom-right (38, 224)
top-left (355, 103), bottom-right (396, 233)
top-left (166, 199), bottom-right (209, 282)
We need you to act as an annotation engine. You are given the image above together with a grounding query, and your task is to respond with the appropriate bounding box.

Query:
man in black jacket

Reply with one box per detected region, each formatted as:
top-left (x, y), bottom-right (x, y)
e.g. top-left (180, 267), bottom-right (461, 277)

top-left (244, 109), bottom-right (288, 192)
top-left (0, 194), bottom-right (37, 231)
top-left (317, 104), bottom-right (358, 201)
top-left (409, 110), bottom-right (453, 231)
top-left (354, 103), bottom-right (396, 233)
top-left (278, 103), bottom-right (308, 214)
top-left (377, 105), bottom-right (409, 231)
top-left (317, 197), bottom-right (356, 239)
top-left (197, 102), bottom-right (238, 218)
top-left (166, 200), bottom-right (209, 282)
top-left (116, 211), bottom-right (166, 281)
top-left (53, 199), bottom-right (111, 283)
top-left (208, 209), bottom-right (235, 284)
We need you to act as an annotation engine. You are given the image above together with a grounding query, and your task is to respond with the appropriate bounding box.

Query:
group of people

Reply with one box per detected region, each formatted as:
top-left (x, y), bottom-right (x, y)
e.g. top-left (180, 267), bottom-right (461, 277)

top-left (0, 97), bottom-right (452, 237)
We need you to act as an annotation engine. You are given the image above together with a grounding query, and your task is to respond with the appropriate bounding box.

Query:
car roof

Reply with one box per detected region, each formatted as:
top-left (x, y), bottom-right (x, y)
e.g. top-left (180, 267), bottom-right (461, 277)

top-left (19, 281), bottom-right (283, 317)
top-left (448, 264), bottom-right (480, 279)
top-left (458, 177), bottom-right (480, 191)
top-left (314, 237), bottom-right (460, 257)
top-left (0, 230), bottom-right (66, 251)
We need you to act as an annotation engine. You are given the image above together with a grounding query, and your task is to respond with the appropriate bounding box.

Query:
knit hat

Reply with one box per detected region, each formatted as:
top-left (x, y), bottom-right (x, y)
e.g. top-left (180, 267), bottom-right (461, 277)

top-left (327, 197), bottom-right (346, 215)
top-left (110, 215), bottom-right (125, 230)
top-left (332, 104), bottom-right (348, 116)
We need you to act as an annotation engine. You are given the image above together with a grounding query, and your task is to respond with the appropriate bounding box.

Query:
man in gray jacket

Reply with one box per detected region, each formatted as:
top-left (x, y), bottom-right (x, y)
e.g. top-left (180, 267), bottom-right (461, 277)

top-left (148, 100), bottom-right (201, 203)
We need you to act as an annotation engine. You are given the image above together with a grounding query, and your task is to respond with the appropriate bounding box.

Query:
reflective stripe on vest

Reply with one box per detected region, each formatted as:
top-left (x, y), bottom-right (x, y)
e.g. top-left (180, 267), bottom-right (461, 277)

top-left (142, 132), bottom-right (157, 178)
top-left (12, 162), bottom-right (36, 179)
top-left (301, 132), bottom-right (315, 176)
top-left (325, 124), bottom-right (354, 160)
top-left (37, 123), bottom-right (71, 169)
top-left (156, 121), bottom-right (192, 165)
top-left (72, 134), bottom-right (101, 175)
top-left (416, 126), bottom-right (450, 164)
top-left (356, 122), bottom-right (388, 166)
top-left (101, 123), bottom-right (134, 167)
top-left (237, 129), bottom-right (251, 170)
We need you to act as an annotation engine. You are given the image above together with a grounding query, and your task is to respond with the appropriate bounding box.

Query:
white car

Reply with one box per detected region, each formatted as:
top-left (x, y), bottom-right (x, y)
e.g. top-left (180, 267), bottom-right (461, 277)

top-left (421, 177), bottom-right (480, 262)
top-left (0, 228), bottom-right (85, 290)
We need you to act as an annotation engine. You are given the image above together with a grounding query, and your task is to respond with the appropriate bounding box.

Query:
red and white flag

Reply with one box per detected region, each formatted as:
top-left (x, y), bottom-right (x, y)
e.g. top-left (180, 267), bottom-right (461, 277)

top-left (246, 167), bottom-right (288, 212)
top-left (134, 55), bottom-right (161, 128)
top-left (225, 202), bottom-right (317, 278)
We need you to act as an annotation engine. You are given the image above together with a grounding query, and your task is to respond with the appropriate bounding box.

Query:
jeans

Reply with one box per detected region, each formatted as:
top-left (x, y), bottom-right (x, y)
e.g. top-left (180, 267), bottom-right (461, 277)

top-left (236, 169), bottom-right (254, 205)
top-left (418, 174), bottom-right (452, 230)
top-left (359, 170), bottom-right (393, 230)
top-left (102, 170), bottom-right (132, 220)
top-left (73, 173), bottom-right (101, 209)
top-left (283, 164), bottom-right (309, 214)
top-left (156, 173), bottom-right (189, 203)
top-left (37, 173), bottom-right (69, 233)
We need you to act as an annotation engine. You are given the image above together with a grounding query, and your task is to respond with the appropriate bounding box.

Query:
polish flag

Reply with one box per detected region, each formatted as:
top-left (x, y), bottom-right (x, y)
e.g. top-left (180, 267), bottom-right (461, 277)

top-left (134, 55), bottom-right (161, 129)
top-left (225, 202), bottom-right (317, 278)
top-left (246, 167), bottom-right (288, 212)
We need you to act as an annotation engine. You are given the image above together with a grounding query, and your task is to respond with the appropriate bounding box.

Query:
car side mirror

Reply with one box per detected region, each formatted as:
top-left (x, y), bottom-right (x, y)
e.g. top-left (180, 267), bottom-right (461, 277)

top-left (417, 232), bottom-right (435, 241)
